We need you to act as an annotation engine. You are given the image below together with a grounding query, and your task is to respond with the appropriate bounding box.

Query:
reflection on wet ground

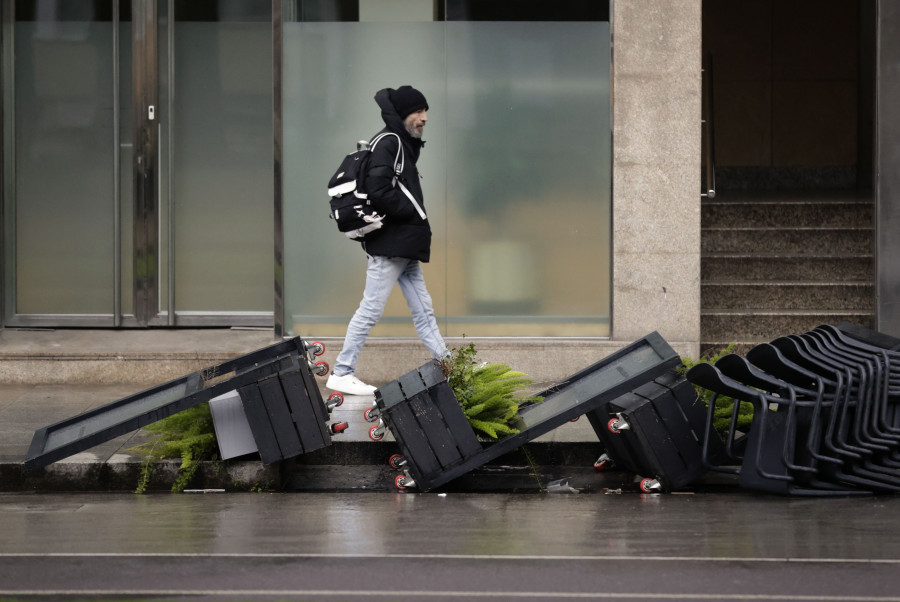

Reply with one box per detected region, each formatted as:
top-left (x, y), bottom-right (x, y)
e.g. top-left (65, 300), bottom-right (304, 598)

top-left (3, 491), bottom-right (899, 561)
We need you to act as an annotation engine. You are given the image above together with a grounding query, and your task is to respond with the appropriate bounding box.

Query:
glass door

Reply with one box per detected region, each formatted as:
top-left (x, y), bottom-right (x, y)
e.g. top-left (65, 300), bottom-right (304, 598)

top-left (1, 0), bottom-right (274, 328)
top-left (161, 0), bottom-right (273, 327)
top-left (2, 0), bottom-right (129, 327)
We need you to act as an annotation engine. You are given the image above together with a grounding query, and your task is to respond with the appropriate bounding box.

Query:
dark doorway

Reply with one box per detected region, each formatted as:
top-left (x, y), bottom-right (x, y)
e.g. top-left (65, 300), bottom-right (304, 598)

top-left (699, 0), bottom-right (877, 353)
top-left (703, 0), bottom-right (875, 191)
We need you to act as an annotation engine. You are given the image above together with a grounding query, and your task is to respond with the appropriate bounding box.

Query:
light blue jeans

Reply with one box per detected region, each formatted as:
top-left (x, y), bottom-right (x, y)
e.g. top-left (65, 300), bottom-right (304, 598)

top-left (334, 255), bottom-right (449, 376)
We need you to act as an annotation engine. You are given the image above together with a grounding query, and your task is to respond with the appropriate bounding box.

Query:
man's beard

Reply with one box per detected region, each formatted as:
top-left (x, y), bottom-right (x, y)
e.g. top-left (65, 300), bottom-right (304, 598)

top-left (405, 121), bottom-right (423, 139)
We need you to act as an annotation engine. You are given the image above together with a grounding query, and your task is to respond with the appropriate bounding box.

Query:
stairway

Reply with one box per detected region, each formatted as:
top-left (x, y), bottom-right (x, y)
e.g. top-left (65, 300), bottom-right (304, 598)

top-left (700, 190), bottom-right (876, 355)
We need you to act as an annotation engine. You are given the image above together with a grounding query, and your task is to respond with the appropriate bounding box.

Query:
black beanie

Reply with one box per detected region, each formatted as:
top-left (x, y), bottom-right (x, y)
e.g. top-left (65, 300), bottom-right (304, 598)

top-left (390, 86), bottom-right (429, 119)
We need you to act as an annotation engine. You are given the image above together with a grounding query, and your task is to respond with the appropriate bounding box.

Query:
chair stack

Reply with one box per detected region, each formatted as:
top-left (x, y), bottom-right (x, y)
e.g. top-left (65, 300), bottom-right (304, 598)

top-left (686, 323), bottom-right (900, 496)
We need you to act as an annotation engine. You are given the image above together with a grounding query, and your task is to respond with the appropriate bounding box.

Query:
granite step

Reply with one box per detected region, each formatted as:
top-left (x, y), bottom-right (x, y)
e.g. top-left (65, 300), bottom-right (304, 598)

top-left (701, 254), bottom-right (873, 282)
top-left (701, 228), bottom-right (873, 255)
top-left (701, 281), bottom-right (874, 311)
top-left (702, 198), bottom-right (873, 229)
top-left (700, 309), bottom-right (875, 343)
top-left (700, 192), bottom-right (875, 349)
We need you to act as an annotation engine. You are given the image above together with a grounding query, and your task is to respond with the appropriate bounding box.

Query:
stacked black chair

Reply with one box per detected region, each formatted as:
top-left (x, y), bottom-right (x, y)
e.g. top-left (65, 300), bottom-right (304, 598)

top-left (686, 323), bottom-right (900, 496)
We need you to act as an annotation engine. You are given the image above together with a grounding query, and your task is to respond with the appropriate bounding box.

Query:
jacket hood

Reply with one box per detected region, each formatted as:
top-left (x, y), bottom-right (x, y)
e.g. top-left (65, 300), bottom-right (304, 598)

top-left (375, 88), bottom-right (425, 151)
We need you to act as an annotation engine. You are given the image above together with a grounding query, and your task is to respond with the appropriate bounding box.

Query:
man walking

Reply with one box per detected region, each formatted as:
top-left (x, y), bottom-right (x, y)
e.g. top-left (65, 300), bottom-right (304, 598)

top-left (326, 86), bottom-right (449, 396)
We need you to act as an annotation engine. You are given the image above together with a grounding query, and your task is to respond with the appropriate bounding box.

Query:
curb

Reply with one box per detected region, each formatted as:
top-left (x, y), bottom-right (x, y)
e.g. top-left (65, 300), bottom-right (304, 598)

top-left (0, 461), bottom-right (643, 494)
top-left (2, 440), bottom-right (608, 494)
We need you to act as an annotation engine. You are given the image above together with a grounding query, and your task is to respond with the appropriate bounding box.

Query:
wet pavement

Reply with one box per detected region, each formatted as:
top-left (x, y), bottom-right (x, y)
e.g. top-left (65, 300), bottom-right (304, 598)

top-left (2, 491), bottom-right (900, 600)
top-left (6, 331), bottom-right (900, 599)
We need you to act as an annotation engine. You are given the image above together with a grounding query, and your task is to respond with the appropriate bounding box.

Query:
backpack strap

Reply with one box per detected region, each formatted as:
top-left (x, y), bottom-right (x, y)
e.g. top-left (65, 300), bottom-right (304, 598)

top-left (370, 132), bottom-right (404, 176)
top-left (369, 132), bottom-right (426, 221)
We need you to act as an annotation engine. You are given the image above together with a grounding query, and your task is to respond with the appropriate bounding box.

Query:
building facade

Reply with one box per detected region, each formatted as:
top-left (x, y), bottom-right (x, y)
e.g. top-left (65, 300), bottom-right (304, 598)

top-left (2, 0), bottom-right (897, 381)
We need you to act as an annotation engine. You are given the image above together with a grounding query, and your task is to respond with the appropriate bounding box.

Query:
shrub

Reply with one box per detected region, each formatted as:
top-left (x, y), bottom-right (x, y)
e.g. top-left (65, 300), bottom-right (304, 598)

top-left (441, 342), bottom-right (542, 439)
top-left (131, 403), bottom-right (219, 494)
top-left (678, 343), bottom-right (754, 436)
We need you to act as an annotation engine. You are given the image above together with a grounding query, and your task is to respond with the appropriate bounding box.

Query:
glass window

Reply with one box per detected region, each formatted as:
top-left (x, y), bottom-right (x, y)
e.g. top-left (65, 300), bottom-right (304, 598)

top-left (170, 5), bottom-right (274, 313)
top-left (282, 0), bottom-right (610, 338)
top-left (9, 0), bottom-right (118, 315)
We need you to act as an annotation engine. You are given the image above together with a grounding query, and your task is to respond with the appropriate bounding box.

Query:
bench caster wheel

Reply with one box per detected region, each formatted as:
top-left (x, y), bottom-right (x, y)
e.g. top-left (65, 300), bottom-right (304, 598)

top-left (363, 406), bottom-right (380, 422)
top-left (594, 453), bottom-right (614, 471)
top-left (329, 421), bottom-right (349, 435)
top-left (570, 416), bottom-right (580, 422)
top-left (326, 392), bottom-right (344, 412)
top-left (368, 424), bottom-right (386, 441)
top-left (608, 415), bottom-right (630, 433)
top-left (389, 454), bottom-right (406, 470)
top-left (640, 478), bottom-right (662, 493)
top-left (311, 360), bottom-right (329, 377)
top-left (395, 474), bottom-right (415, 491)
top-left (305, 340), bottom-right (326, 357)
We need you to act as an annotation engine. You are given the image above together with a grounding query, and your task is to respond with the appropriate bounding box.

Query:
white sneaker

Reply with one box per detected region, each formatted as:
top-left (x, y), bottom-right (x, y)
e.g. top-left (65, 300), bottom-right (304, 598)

top-left (326, 373), bottom-right (377, 396)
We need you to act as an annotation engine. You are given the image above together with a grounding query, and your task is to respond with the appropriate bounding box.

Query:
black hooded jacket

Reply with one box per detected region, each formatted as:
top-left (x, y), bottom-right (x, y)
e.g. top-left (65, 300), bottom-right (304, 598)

top-left (361, 89), bottom-right (431, 262)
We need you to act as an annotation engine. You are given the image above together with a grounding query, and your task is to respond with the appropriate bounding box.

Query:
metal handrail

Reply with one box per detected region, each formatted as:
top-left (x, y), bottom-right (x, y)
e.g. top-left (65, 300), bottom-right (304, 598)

top-left (701, 52), bottom-right (716, 199)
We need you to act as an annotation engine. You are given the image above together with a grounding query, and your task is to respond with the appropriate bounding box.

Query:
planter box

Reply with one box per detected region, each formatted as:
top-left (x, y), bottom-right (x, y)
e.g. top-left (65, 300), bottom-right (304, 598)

top-left (376, 331), bottom-right (681, 491)
top-left (235, 357), bottom-right (335, 464)
top-left (588, 370), bottom-right (723, 492)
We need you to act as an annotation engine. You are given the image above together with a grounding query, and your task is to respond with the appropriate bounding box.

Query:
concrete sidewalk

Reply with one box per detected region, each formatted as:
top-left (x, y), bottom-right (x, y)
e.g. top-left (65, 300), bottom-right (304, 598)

top-left (0, 380), bottom-right (605, 492)
top-left (0, 328), bottom-right (610, 494)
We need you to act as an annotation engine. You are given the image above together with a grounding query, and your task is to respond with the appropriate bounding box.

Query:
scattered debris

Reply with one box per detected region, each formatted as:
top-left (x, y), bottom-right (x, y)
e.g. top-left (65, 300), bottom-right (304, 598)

top-left (546, 479), bottom-right (579, 494)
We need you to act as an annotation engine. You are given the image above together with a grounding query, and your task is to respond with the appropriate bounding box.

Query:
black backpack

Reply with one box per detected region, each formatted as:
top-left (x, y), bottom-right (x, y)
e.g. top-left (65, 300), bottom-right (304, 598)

top-left (327, 132), bottom-right (402, 240)
top-left (327, 132), bottom-right (426, 240)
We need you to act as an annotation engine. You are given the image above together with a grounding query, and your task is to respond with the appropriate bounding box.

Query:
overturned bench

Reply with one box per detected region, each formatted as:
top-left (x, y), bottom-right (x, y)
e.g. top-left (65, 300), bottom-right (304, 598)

top-left (25, 337), bottom-right (344, 470)
top-left (373, 332), bottom-right (683, 492)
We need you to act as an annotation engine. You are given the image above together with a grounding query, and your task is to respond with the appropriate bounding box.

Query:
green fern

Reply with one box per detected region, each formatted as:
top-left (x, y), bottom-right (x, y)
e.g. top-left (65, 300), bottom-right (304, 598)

top-left (131, 403), bottom-right (219, 493)
top-left (441, 342), bottom-right (542, 439)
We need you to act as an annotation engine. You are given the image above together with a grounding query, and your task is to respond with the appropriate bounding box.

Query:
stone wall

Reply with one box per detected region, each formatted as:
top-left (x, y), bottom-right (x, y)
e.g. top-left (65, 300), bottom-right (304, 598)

top-left (611, 0), bottom-right (702, 358)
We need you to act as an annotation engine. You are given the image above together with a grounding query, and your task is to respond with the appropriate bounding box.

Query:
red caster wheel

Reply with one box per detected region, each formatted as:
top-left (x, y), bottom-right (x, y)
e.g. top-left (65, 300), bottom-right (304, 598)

top-left (368, 424), bottom-right (385, 441)
top-left (363, 406), bottom-right (380, 423)
top-left (570, 416), bottom-right (580, 422)
top-left (389, 454), bottom-right (406, 470)
top-left (594, 453), bottom-right (613, 471)
top-left (394, 474), bottom-right (410, 491)
top-left (306, 340), bottom-right (326, 356)
top-left (639, 478), bottom-right (662, 493)
top-left (312, 360), bottom-right (329, 377)
top-left (608, 415), bottom-right (630, 433)
top-left (326, 392), bottom-right (344, 412)
top-left (329, 421), bottom-right (349, 435)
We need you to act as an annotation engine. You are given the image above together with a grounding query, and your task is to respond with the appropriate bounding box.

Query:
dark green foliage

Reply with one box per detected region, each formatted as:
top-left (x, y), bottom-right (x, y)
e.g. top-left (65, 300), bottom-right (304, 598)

top-left (131, 403), bottom-right (219, 494)
top-left (678, 343), bottom-right (754, 436)
top-left (441, 342), bottom-right (542, 439)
